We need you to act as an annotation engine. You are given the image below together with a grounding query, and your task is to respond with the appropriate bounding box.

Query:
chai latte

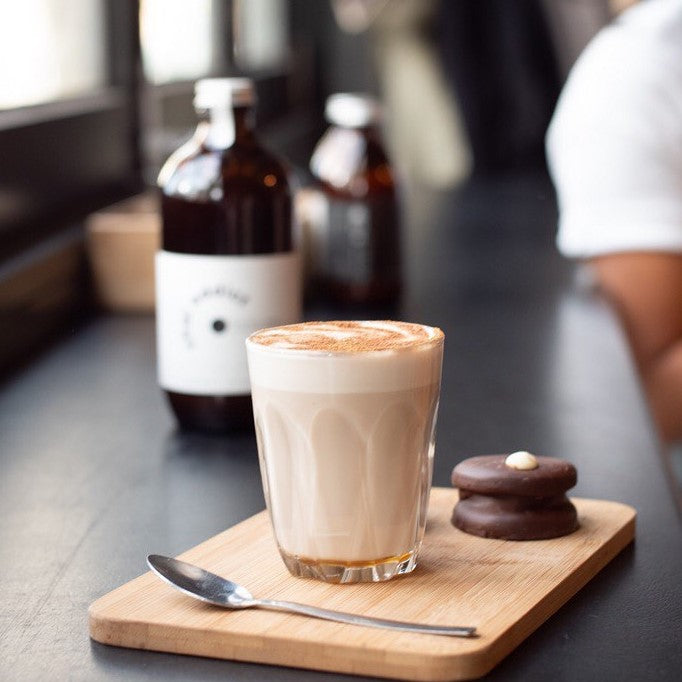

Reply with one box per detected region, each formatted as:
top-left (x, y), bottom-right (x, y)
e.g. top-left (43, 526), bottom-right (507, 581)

top-left (246, 321), bottom-right (444, 583)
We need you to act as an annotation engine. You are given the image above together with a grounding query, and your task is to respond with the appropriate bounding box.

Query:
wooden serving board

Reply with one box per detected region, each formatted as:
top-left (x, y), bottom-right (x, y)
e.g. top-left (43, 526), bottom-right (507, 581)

top-left (89, 488), bottom-right (635, 681)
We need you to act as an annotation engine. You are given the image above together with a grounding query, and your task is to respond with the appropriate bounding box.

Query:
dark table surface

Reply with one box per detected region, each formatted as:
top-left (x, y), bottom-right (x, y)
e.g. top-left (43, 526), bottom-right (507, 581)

top-left (2, 173), bottom-right (681, 681)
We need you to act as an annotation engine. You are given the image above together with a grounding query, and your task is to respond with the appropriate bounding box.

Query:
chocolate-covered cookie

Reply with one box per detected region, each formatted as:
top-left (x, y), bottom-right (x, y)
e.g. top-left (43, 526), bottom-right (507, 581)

top-left (451, 452), bottom-right (579, 540)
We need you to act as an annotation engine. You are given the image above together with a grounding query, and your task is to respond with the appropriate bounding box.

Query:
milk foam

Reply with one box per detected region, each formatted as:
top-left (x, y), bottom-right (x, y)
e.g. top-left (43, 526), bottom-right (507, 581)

top-left (246, 320), bottom-right (443, 393)
top-left (249, 320), bottom-right (442, 352)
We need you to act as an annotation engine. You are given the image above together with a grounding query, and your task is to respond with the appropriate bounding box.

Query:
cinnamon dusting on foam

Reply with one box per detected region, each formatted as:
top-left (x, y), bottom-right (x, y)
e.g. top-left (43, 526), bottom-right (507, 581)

top-left (248, 320), bottom-right (443, 353)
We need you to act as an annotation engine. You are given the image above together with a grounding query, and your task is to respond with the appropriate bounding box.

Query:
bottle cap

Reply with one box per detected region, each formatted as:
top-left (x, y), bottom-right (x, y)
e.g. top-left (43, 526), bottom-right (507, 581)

top-left (324, 93), bottom-right (381, 128)
top-left (194, 78), bottom-right (255, 109)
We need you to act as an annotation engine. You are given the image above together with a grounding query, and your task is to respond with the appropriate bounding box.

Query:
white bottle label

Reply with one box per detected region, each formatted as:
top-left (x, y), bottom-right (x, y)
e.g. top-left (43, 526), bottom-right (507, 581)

top-left (155, 250), bottom-right (301, 395)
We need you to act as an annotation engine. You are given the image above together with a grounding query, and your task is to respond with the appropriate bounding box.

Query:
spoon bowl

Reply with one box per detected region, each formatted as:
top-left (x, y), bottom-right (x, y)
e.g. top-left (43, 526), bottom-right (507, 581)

top-left (148, 554), bottom-right (255, 607)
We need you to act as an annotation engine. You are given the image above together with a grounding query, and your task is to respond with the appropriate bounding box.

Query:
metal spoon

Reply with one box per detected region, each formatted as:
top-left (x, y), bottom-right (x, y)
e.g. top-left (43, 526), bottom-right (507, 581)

top-left (147, 554), bottom-right (477, 638)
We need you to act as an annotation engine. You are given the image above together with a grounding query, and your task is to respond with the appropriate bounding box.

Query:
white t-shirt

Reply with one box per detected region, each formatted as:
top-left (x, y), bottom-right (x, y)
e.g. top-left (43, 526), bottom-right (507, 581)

top-left (546, 0), bottom-right (682, 258)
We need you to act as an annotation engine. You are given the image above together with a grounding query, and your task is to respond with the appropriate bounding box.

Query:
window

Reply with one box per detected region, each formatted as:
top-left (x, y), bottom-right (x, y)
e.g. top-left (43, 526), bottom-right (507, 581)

top-left (0, 0), bottom-right (141, 377)
top-left (0, 1), bottom-right (141, 261)
top-left (0, 0), bottom-right (107, 110)
top-left (140, 0), bottom-right (215, 85)
top-left (233, 0), bottom-right (289, 72)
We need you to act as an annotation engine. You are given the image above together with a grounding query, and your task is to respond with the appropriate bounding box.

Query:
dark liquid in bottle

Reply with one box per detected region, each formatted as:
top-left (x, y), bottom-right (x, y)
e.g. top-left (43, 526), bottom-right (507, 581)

top-left (161, 108), bottom-right (292, 432)
top-left (312, 126), bottom-right (401, 305)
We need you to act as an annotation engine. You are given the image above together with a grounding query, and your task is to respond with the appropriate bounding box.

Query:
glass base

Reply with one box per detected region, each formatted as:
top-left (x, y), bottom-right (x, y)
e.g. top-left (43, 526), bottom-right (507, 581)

top-left (279, 549), bottom-right (418, 583)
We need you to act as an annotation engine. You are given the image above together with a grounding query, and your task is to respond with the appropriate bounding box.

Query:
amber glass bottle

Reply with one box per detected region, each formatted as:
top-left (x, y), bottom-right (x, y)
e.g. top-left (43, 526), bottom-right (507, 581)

top-left (308, 93), bottom-right (401, 304)
top-left (156, 78), bottom-right (301, 432)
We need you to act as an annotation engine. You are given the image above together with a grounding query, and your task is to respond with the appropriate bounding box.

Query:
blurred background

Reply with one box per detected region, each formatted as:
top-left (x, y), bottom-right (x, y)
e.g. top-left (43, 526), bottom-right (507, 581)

top-left (0, 0), bottom-right (619, 378)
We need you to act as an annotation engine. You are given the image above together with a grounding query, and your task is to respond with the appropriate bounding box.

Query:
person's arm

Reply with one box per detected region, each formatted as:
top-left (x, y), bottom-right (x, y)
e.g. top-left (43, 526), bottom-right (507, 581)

top-left (591, 252), bottom-right (682, 443)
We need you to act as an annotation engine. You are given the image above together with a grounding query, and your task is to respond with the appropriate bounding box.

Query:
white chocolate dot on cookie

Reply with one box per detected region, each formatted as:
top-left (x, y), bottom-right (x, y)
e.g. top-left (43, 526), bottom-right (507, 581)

top-left (505, 451), bottom-right (539, 470)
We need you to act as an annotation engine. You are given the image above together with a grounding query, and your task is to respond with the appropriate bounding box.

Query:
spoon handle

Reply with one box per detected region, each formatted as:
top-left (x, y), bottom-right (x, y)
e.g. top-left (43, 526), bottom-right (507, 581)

top-left (256, 599), bottom-right (477, 637)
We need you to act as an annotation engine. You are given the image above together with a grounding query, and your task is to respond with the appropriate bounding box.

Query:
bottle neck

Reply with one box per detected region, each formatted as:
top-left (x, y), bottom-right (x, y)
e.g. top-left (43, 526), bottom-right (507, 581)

top-left (199, 105), bottom-right (254, 149)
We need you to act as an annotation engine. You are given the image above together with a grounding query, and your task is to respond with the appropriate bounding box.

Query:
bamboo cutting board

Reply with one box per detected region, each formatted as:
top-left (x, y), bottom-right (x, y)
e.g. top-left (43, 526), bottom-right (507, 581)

top-left (89, 488), bottom-right (635, 681)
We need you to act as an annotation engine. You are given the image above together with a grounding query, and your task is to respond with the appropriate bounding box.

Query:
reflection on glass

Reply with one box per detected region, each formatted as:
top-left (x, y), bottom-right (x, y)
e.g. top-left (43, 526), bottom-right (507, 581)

top-left (0, 0), bottom-right (105, 110)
